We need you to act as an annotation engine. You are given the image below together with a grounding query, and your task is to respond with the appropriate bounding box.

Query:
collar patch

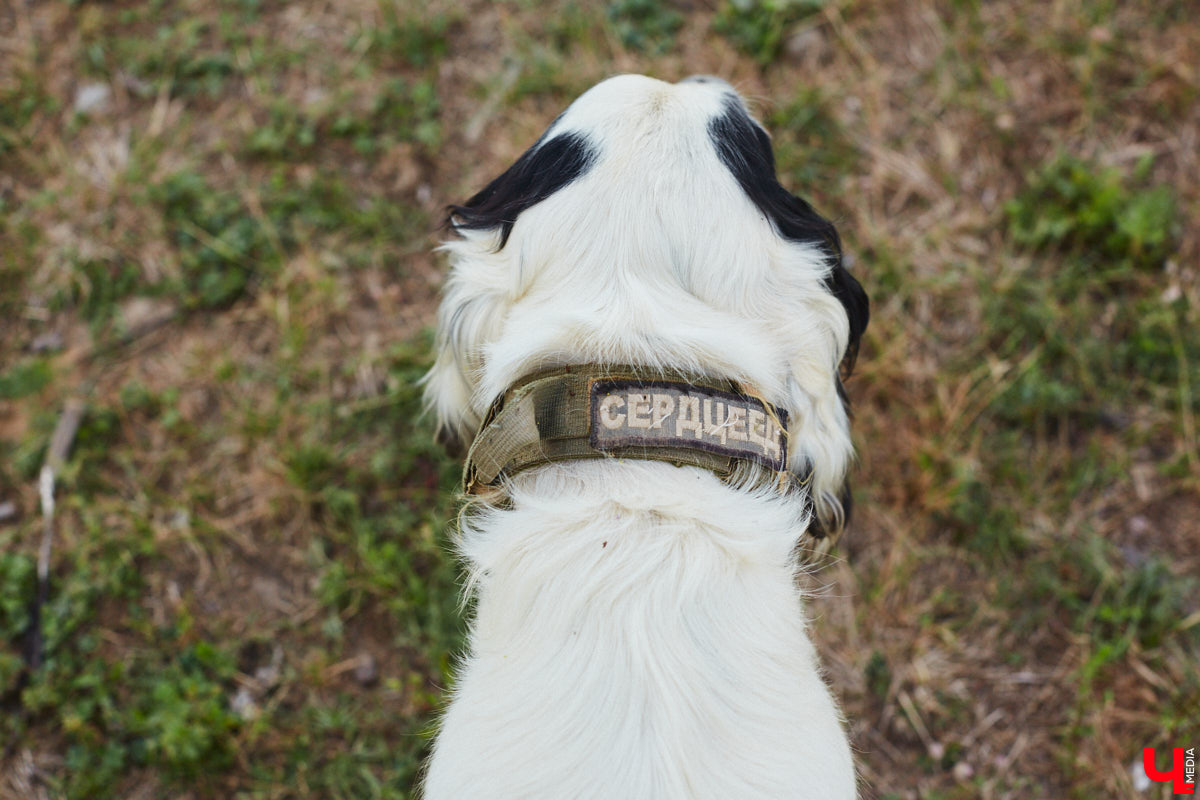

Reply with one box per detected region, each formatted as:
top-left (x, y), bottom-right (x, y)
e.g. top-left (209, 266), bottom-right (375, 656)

top-left (461, 366), bottom-right (793, 496)
top-left (589, 379), bottom-right (788, 472)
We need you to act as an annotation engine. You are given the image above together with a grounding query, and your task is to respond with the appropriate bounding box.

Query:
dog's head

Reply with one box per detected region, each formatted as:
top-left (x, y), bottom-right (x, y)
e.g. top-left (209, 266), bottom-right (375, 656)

top-left (426, 74), bottom-right (868, 539)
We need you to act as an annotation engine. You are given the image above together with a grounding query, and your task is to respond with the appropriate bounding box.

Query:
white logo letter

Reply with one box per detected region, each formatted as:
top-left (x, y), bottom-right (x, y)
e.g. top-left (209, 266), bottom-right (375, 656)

top-left (675, 395), bottom-right (703, 438)
top-left (599, 394), bottom-right (626, 429)
top-left (627, 393), bottom-right (652, 429)
top-left (650, 393), bottom-right (675, 429)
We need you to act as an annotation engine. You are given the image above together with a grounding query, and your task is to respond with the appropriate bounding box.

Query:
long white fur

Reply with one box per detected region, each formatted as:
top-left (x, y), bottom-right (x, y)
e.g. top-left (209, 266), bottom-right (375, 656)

top-left (423, 75), bottom-right (856, 799)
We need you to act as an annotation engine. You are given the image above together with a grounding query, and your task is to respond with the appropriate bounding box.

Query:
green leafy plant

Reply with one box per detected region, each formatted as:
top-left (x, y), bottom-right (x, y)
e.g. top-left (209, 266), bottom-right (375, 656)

top-left (150, 171), bottom-right (276, 309)
top-left (51, 257), bottom-right (147, 326)
top-left (985, 154), bottom-right (1188, 426)
top-left (1005, 153), bottom-right (1177, 278)
top-left (98, 19), bottom-right (237, 97)
top-left (0, 358), bottom-right (53, 400)
top-left (768, 87), bottom-right (859, 194)
top-left (23, 639), bottom-right (240, 798)
top-left (1033, 539), bottom-right (1199, 683)
top-left (246, 101), bottom-right (318, 158)
top-left (0, 550), bottom-right (34, 695)
top-left (606, 0), bottom-right (684, 55)
top-left (150, 169), bottom-right (419, 309)
top-left (713, 0), bottom-right (826, 65)
top-left (0, 70), bottom-right (57, 153)
top-left (369, 7), bottom-right (453, 67)
top-left (248, 78), bottom-right (442, 160)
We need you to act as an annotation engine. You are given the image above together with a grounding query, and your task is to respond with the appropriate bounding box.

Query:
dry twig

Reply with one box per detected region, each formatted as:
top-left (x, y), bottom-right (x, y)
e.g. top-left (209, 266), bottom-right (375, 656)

top-left (25, 397), bottom-right (86, 670)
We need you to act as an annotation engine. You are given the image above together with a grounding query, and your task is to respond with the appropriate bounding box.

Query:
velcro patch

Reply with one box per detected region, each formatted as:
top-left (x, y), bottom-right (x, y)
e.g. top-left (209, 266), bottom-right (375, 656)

top-left (588, 379), bottom-right (788, 471)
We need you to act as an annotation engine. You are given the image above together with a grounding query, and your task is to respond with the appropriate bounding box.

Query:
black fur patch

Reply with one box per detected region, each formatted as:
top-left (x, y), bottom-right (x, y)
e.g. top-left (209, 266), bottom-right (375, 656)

top-left (435, 423), bottom-right (465, 459)
top-left (448, 131), bottom-right (598, 250)
top-left (708, 97), bottom-right (869, 373)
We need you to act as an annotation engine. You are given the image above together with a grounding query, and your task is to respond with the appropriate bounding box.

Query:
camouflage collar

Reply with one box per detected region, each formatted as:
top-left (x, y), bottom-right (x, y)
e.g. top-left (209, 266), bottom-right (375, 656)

top-left (463, 364), bottom-right (805, 496)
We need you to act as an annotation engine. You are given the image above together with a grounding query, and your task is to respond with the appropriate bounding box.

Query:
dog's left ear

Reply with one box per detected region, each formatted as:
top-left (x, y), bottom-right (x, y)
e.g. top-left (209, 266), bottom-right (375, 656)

top-left (425, 128), bottom-right (602, 449)
top-left (447, 130), bottom-right (598, 250)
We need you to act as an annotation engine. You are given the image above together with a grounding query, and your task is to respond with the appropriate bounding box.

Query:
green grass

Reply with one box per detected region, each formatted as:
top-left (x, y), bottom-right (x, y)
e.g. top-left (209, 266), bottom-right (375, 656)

top-left (245, 78), bottom-right (442, 160)
top-left (0, 71), bottom-right (57, 154)
top-left (0, 343), bottom-right (462, 798)
top-left (606, 0), bottom-right (684, 55)
top-left (364, 6), bottom-right (457, 68)
top-left (1005, 153), bottom-right (1177, 276)
top-left (713, 0), bottom-right (826, 65)
top-left (988, 154), bottom-right (1190, 429)
top-left (0, 360), bottom-right (55, 401)
top-left (769, 87), bottom-right (861, 212)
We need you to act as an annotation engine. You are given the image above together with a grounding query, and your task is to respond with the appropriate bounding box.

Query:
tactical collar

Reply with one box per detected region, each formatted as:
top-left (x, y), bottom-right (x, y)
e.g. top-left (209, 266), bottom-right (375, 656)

top-left (462, 365), bottom-right (816, 509)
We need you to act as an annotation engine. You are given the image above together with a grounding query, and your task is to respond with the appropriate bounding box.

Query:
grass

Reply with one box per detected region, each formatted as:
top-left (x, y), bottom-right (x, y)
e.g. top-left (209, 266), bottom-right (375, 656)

top-left (1, 0), bottom-right (1198, 798)
top-left (713, 0), bottom-right (827, 65)
top-left (606, 0), bottom-right (684, 55)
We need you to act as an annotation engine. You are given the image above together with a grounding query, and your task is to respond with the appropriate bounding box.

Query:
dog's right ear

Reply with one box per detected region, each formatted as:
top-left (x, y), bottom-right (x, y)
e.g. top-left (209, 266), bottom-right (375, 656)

top-left (707, 96), bottom-right (869, 375)
top-left (707, 95), bottom-right (869, 546)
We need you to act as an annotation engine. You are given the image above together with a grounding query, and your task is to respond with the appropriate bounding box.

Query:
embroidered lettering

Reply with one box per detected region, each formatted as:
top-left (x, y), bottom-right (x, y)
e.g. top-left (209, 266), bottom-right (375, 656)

top-left (589, 379), bottom-right (789, 471)
top-left (599, 394), bottom-right (626, 429)
top-left (761, 415), bottom-right (782, 461)
top-left (704, 399), bottom-right (729, 445)
top-left (727, 405), bottom-right (747, 441)
top-left (650, 393), bottom-right (675, 429)
top-left (675, 396), bottom-right (703, 439)
top-left (747, 408), bottom-right (765, 448)
top-left (627, 393), bottom-right (652, 429)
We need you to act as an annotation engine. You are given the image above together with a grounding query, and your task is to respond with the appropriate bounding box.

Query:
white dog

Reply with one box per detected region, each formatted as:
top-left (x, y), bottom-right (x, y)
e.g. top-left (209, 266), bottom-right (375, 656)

top-left (423, 74), bottom-right (868, 799)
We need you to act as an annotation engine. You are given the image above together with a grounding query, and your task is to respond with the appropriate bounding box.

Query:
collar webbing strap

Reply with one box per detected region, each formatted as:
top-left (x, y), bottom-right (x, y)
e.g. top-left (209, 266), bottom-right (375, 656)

top-left (463, 365), bottom-right (796, 496)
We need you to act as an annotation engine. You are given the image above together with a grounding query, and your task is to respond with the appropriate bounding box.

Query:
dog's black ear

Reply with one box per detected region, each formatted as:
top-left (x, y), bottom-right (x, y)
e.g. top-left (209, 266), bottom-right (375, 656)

top-left (435, 423), bottom-right (465, 459)
top-left (810, 478), bottom-right (853, 541)
top-left (827, 263), bottom-right (869, 377)
top-left (708, 97), bottom-right (869, 373)
top-left (447, 131), bottom-right (598, 250)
